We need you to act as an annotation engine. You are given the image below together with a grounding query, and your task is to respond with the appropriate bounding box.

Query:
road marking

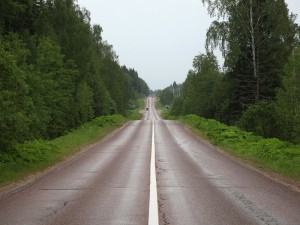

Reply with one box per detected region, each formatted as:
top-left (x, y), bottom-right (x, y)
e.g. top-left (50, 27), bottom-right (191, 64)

top-left (148, 121), bottom-right (159, 225)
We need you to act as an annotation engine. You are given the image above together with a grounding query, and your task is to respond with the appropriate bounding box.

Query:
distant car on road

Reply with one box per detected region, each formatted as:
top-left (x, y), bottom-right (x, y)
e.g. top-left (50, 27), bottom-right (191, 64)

top-left (146, 107), bottom-right (149, 111)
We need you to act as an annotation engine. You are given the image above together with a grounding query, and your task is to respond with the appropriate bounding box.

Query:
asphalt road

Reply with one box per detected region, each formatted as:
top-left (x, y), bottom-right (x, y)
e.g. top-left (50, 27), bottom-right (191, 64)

top-left (0, 97), bottom-right (299, 225)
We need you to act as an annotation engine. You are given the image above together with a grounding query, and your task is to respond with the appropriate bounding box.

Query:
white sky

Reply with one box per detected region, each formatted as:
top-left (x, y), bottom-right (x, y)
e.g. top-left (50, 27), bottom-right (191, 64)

top-left (77, 0), bottom-right (300, 90)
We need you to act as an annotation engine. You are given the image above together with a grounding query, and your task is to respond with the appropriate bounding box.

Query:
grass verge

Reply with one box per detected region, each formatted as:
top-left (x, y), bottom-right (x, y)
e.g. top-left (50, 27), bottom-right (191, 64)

top-left (0, 115), bottom-right (128, 187)
top-left (165, 113), bottom-right (300, 181)
top-left (155, 98), bottom-right (163, 110)
top-left (126, 97), bottom-right (146, 120)
top-left (0, 97), bottom-right (147, 188)
top-left (155, 99), bottom-right (177, 119)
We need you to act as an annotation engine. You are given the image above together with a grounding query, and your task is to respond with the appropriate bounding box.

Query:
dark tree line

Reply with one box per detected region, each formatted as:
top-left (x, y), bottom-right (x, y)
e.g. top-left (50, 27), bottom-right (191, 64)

top-left (0, 0), bottom-right (149, 151)
top-left (168, 0), bottom-right (300, 143)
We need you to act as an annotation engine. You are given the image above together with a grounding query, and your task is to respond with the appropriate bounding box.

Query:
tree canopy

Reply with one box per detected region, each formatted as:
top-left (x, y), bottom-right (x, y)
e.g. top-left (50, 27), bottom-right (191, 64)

top-left (0, 0), bottom-right (149, 151)
top-left (167, 0), bottom-right (300, 143)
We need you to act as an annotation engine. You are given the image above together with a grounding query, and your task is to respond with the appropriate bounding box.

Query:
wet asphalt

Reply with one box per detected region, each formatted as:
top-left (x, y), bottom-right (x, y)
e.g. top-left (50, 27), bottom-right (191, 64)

top-left (0, 97), bottom-right (299, 225)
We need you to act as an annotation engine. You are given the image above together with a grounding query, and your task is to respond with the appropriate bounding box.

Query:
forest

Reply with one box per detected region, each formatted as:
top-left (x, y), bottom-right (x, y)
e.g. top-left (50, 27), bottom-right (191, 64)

top-left (162, 0), bottom-right (300, 144)
top-left (0, 0), bottom-right (149, 152)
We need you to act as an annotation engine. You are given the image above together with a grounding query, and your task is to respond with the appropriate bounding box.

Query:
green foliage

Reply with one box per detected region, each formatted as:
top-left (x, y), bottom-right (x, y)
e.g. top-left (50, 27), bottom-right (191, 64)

top-left (89, 74), bottom-right (110, 117)
top-left (0, 0), bottom-right (35, 34)
top-left (0, 34), bottom-right (32, 150)
top-left (239, 101), bottom-right (279, 138)
top-left (30, 37), bottom-right (78, 138)
top-left (0, 115), bottom-right (126, 186)
top-left (167, 1), bottom-right (300, 144)
top-left (182, 70), bottom-right (220, 117)
top-left (14, 140), bottom-right (58, 163)
top-left (160, 87), bottom-right (174, 106)
top-left (75, 81), bottom-right (94, 123)
top-left (126, 97), bottom-right (146, 120)
top-left (170, 52), bottom-right (226, 120)
top-left (202, 0), bottom-right (298, 119)
top-left (170, 97), bottom-right (184, 116)
top-left (179, 114), bottom-right (300, 179)
top-left (123, 66), bottom-right (150, 100)
top-left (193, 51), bottom-right (219, 73)
top-left (0, 0), bottom-right (150, 152)
top-left (275, 47), bottom-right (300, 143)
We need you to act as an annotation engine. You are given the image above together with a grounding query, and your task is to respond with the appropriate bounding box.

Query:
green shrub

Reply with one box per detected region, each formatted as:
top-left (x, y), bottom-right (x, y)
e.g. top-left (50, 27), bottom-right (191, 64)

top-left (161, 109), bottom-right (177, 120)
top-left (126, 97), bottom-right (146, 120)
top-left (14, 140), bottom-right (58, 163)
top-left (238, 102), bottom-right (279, 138)
top-left (0, 115), bottom-right (126, 187)
top-left (179, 114), bottom-right (300, 180)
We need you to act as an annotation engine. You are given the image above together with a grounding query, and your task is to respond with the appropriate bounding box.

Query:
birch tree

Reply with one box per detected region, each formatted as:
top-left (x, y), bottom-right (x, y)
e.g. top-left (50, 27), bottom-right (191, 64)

top-left (202, 0), bottom-right (297, 115)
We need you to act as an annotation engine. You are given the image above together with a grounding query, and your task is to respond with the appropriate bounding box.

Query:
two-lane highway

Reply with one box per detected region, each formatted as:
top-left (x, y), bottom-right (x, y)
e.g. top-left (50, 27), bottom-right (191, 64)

top-left (0, 97), bottom-right (299, 225)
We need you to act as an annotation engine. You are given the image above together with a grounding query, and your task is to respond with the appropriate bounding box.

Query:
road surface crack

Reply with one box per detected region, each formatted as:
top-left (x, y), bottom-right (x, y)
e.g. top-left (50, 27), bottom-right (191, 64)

top-left (156, 162), bottom-right (166, 175)
top-left (46, 207), bottom-right (58, 218)
top-left (231, 190), bottom-right (280, 225)
top-left (158, 193), bottom-right (170, 225)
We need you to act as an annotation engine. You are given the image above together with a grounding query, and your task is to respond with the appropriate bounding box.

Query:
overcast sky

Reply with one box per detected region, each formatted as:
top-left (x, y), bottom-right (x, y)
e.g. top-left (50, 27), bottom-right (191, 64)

top-left (77, 0), bottom-right (300, 90)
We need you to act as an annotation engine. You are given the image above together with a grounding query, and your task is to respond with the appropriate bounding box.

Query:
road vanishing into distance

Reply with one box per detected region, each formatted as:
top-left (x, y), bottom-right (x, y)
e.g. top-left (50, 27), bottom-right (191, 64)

top-left (0, 97), bottom-right (299, 225)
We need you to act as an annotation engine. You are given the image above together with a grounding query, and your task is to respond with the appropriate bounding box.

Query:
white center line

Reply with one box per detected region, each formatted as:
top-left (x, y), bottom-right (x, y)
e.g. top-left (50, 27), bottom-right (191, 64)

top-left (148, 121), bottom-right (159, 225)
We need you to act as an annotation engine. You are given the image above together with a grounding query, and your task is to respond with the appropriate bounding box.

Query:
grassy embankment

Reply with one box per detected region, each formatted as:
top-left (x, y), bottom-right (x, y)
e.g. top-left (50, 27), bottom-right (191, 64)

top-left (162, 110), bottom-right (300, 181)
top-left (0, 98), bottom-right (146, 188)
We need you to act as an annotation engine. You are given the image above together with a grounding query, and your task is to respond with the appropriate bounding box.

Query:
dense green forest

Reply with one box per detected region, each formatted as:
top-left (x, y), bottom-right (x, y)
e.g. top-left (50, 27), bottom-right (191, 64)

top-left (164, 0), bottom-right (300, 144)
top-left (0, 0), bottom-right (149, 152)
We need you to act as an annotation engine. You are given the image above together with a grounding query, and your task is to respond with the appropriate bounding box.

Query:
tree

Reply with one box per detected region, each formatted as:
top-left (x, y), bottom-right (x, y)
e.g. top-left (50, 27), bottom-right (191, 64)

top-left (29, 37), bottom-right (78, 138)
top-left (202, 0), bottom-right (298, 119)
top-left (275, 47), bottom-right (300, 143)
top-left (239, 101), bottom-right (278, 138)
top-left (0, 34), bottom-right (31, 150)
top-left (0, 0), bottom-right (150, 152)
top-left (179, 52), bottom-right (222, 118)
top-left (193, 52), bottom-right (219, 74)
top-left (160, 88), bottom-right (174, 106)
top-left (75, 81), bottom-right (94, 123)
top-left (123, 66), bottom-right (150, 102)
top-left (0, 0), bottom-right (35, 35)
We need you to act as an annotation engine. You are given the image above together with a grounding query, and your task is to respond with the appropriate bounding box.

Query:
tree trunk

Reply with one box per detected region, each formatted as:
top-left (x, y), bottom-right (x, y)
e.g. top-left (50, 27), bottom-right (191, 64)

top-left (250, 0), bottom-right (259, 103)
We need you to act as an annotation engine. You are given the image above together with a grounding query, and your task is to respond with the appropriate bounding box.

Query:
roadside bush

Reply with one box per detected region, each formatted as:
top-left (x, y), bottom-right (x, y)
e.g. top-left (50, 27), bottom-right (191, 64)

top-left (0, 115), bottom-right (127, 186)
top-left (179, 114), bottom-right (300, 179)
top-left (238, 102), bottom-right (279, 138)
top-left (14, 140), bottom-right (58, 163)
top-left (170, 97), bottom-right (184, 116)
top-left (92, 115), bottom-right (123, 127)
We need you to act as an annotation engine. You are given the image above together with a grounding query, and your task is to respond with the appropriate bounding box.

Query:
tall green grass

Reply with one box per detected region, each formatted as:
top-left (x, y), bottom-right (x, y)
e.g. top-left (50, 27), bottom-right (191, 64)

top-left (176, 114), bottom-right (300, 180)
top-left (0, 115), bottom-right (127, 187)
